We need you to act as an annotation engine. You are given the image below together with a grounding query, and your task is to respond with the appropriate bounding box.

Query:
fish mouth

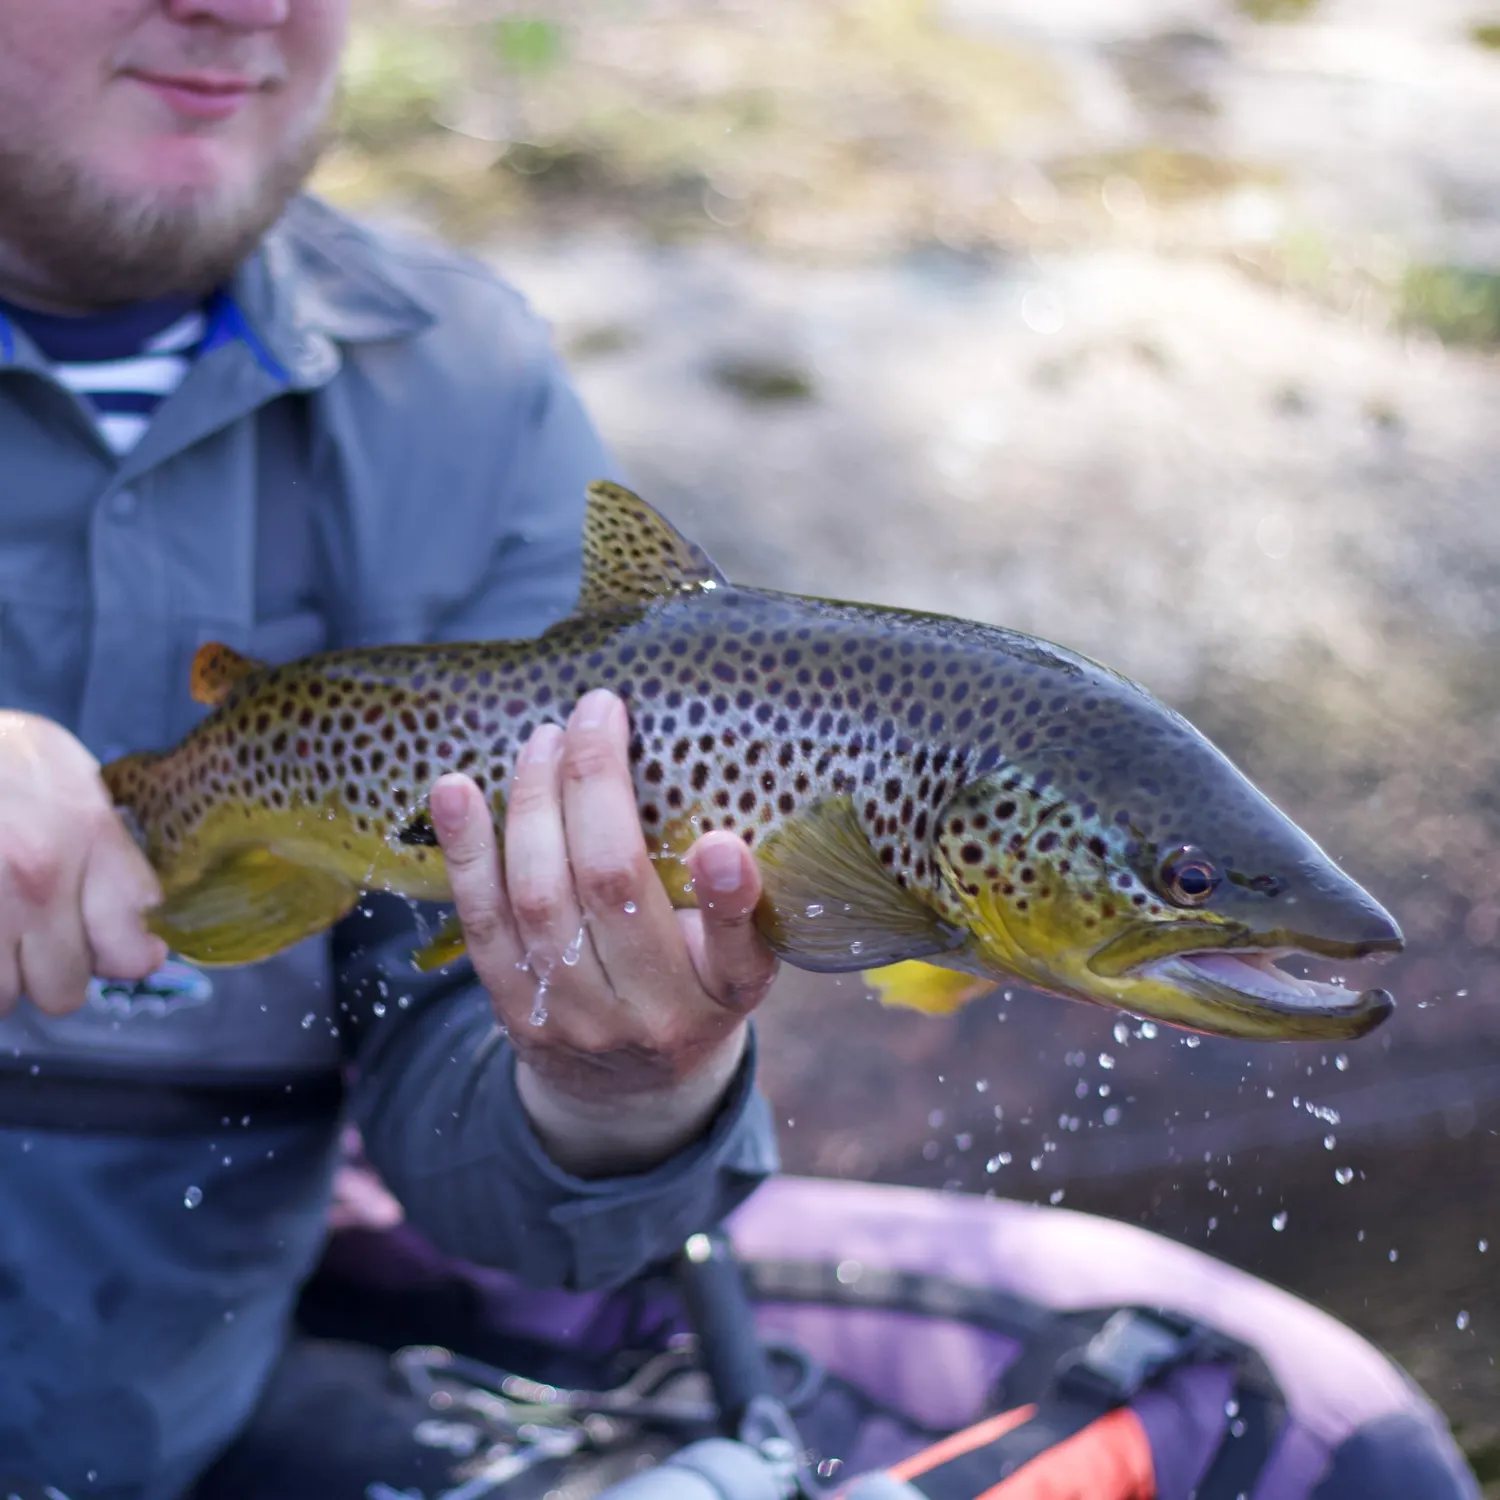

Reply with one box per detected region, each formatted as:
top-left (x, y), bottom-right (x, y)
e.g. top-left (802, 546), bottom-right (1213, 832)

top-left (1138, 947), bottom-right (1395, 1039)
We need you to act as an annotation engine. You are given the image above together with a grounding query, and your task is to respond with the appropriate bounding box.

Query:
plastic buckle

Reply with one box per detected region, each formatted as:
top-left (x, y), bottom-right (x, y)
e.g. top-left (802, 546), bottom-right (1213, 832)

top-left (1054, 1308), bottom-right (1206, 1404)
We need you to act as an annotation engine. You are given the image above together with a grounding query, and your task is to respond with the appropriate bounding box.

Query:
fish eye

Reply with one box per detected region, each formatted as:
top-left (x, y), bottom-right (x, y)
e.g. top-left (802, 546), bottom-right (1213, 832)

top-left (1159, 846), bottom-right (1221, 907)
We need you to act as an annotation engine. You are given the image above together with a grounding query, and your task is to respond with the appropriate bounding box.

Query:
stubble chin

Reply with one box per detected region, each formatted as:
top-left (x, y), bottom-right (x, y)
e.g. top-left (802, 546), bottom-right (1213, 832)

top-left (0, 112), bottom-right (332, 309)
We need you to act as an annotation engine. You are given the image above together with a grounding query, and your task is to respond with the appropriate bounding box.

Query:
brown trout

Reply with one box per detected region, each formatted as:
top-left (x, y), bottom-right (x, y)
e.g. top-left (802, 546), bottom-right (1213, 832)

top-left (102, 481), bottom-right (1400, 1042)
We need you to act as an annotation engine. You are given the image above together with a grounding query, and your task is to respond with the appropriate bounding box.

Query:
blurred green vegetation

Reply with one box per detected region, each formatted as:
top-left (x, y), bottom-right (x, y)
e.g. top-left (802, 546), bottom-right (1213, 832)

top-left (1401, 264), bottom-right (1500, 348)
top-left (320, 0), bottom-right (1066, 256)
top-left (1234, 0), bottom-right (1319, 20)
top-left (1471, 21), bottom-right (1500, 50)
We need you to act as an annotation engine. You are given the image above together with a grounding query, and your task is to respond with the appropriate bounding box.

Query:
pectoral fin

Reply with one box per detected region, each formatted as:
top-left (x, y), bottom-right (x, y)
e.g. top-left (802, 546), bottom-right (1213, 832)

top-left (753, 796), bottom-right (964, 971)
top-left (148, 847), bottom-right (360, 966)
top-left (862, 960), bottom-right (995, 1016)
top-left (410, 914), bottom-right (468, 973)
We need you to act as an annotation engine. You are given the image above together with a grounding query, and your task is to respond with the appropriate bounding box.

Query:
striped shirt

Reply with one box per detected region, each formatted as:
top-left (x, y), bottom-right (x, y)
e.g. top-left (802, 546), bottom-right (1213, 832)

top-left (0, 295), bottom-right (207, 457)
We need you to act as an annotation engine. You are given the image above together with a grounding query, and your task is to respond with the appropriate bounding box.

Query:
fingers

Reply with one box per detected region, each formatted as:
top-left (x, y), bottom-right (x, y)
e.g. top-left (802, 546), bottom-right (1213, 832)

top-left (81, 815), bottom-right (168, 981)
top-left (0, 715), bottom-right (169, 1018)
top-left (684, 831), bottom-right (780, 1014)
top-left (430, 768), bottom-right (523, 974)
top-left (557, 692), bottom-right (691, 989)
top-left (11, 838), bottom-right (91, 1016)
top-left (503, 722), bottom-right (599, 987)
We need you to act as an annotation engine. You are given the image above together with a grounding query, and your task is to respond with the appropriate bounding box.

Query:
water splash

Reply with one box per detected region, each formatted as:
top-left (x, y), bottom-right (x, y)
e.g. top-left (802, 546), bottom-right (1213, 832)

top-left (517, 949), bottom-right (556, 1027)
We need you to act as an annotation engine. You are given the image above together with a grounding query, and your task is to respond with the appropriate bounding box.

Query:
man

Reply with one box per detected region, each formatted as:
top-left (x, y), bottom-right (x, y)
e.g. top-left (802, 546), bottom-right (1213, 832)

top-left (0, 2), bottom-right (780, 1495)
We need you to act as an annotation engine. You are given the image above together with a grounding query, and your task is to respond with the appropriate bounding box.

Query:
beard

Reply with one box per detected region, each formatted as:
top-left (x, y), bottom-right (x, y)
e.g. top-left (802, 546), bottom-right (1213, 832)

top-left (0, 115), bottom-right (332, 310)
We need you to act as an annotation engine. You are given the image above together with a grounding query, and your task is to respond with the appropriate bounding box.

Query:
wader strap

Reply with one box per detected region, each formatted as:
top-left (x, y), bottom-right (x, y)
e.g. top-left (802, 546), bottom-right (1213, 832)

top-left (0, 1061), bottom-right (346, 1134)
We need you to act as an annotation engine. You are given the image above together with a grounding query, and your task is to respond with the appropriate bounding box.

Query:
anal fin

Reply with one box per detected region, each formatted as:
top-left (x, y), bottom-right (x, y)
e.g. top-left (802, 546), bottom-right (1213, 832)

top-left (862, 960), bottom-right (995, 1016)
top-left (753, 795), bottom-right (964, 971)
top-left (148, 846), bottom-right (359, 966)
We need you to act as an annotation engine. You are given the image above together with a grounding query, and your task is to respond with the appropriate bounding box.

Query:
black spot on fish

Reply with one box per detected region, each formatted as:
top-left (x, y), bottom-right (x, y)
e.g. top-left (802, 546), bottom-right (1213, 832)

top-left (397, 811), bottom-right (439, 847)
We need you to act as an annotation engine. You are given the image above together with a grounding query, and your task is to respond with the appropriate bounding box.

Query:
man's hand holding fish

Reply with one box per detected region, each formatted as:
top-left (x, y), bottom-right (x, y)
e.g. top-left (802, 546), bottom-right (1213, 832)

top-left (429, 686), bottom-right (779, 1176)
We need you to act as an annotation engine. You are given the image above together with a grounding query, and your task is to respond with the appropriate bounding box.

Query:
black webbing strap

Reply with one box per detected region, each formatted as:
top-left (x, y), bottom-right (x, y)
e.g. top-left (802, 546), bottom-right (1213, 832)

top-left (742, 1260), bottom-right (1289, 1500)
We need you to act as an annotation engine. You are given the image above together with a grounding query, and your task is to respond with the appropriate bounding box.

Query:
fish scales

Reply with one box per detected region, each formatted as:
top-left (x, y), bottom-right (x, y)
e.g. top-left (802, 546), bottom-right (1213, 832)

top-left (103, 481), bottom-right (1403, 1042)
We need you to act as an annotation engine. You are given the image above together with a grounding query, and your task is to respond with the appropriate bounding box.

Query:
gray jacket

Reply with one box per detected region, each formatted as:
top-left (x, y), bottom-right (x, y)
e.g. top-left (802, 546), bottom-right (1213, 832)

top-left (0, 195), bottom-right (778, 1499)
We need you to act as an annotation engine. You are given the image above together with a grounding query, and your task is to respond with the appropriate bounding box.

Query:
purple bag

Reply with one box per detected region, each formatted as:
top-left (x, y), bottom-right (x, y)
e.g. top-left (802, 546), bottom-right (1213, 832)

top-left (297, 1174), bottom-right (1476, 1500)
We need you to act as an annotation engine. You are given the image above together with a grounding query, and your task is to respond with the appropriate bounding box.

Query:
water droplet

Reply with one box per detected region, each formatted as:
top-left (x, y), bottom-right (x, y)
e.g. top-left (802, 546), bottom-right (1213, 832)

top-left (1324, 1134), bottom-right (1336, 1150)
top-left (849, 939), bottom-right (864, 956)
top-left (372, 1000), bottom-right (386, 1017)
top-left (975, 1079), bottom-right (989, 1093)
top-left (1113, 1022), bottom-right (1129, 1045)
top-left (1334, 1053), bottom-right (1349, 1071)
top-left (622, 900), bottom-right (637, 915)
top-left (1480, 1239), bottom-right (1489, 1253)
top-left (1098, 1052), bottom-right (1115, 1069)
top-left (1457, 1310), bottom-right (1471, 1331)
top-left (927, 1109), bottom-right (945, 1128)
top-left (835, 1259), bottom-right (862, 1284)
top-left (300, 1012), bottom-right (315, 1029)
top-left (398, 993), bottom-right (411, 1009)
top-left (1103, 1105), bottom-right (1121, 1126)
top-left (1183, 1034), bottom-right (1200, 1048)
top-left (529, 976), bottom-right (550, 1027)
top-left (817, 1459), bottom-right (844, 1480)
top-left (1388, 1248), bottom-right (1399, 1262)
top-left (1335, 1166), bottom-right (1354, 1185)
top-left (954, 1132), bottom-right (972, 1151)
top-left (562, 925), bottom-right (586, 967)
top-left (1030, 1155), bottom-right (1043, 1171)
top-left (1139, 1021), bottom-right (1158, 1040)
top-left (804, 902), bottom-right (825, 918)
top-left (1049, 1188), bottom-right (1065, 1205)
top-left (1224, 1398), bottom-right (1240, 1419)
top-left (1271, 1210), bottom-right (1288, 1231)
top-left (184, 1185), bottom-right (203, 1209)
top-left (985, 1152), bottom-right (1012, 1173)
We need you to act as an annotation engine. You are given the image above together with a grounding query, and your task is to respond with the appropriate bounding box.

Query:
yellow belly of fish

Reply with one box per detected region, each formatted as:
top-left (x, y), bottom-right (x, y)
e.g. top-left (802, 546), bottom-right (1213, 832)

top-left (148, 798), bottom-right (454, 967)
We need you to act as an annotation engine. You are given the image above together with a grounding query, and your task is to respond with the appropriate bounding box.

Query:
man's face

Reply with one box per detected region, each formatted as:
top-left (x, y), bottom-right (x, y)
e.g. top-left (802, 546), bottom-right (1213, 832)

top-left (0, 0), bottom-right (349, 309)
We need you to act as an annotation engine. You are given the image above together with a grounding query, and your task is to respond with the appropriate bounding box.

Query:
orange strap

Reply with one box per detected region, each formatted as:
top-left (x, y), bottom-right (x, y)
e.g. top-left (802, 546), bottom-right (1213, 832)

top-left (974, 1408), bottom-right (1155, 1500)
top-left (887, 1408), bottom-right (1037, 1482)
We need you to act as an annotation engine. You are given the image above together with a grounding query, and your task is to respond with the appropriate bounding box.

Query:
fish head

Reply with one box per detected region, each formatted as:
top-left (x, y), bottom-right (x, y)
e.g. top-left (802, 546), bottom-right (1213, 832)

top-left (929, 681), bottom-right (1401, 1041)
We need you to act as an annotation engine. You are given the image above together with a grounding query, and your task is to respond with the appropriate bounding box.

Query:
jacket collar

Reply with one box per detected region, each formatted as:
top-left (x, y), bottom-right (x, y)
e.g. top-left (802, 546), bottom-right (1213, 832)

top-left (0, 193), bottom-right (437, 383)
top-left (228, 193), bottom-right (438, 388)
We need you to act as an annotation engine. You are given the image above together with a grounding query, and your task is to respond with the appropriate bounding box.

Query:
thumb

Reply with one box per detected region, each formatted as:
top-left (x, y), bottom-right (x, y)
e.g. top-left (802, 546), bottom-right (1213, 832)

top-left (682, 832), bottom-right (778, 1015)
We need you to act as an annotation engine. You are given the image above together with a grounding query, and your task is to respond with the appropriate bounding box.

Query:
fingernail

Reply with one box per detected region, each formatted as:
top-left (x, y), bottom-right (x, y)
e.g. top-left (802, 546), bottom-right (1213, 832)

top-left (697, 838), bottom-right (744, 895)
top-left (572, 689), bottom-right (617, 732)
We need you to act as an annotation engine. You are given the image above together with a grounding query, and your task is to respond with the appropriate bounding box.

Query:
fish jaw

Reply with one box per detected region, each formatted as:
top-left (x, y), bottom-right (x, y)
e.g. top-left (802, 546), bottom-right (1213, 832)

top-left (1122, 947), bottom-right (1395, 1040)
top-left (1082, 882), bottom-right (1404, 1041)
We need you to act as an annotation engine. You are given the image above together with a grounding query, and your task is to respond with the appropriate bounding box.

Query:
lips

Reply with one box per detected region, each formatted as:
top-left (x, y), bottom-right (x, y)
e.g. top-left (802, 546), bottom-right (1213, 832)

top-left (127, 69), bottom-right (263, 123)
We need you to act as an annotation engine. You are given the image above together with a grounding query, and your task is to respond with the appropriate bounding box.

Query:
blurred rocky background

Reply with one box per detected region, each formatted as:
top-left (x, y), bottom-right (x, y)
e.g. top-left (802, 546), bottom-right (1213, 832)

top-left (319, 0), bottom-right (1500, 1479)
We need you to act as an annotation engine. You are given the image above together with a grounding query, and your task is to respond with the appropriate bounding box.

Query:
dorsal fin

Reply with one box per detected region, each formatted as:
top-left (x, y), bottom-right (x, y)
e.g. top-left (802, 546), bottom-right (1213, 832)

top-left (190, 642), bottom-right (267, 707)
top-left (574, 480), bottom-right (728, 615)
